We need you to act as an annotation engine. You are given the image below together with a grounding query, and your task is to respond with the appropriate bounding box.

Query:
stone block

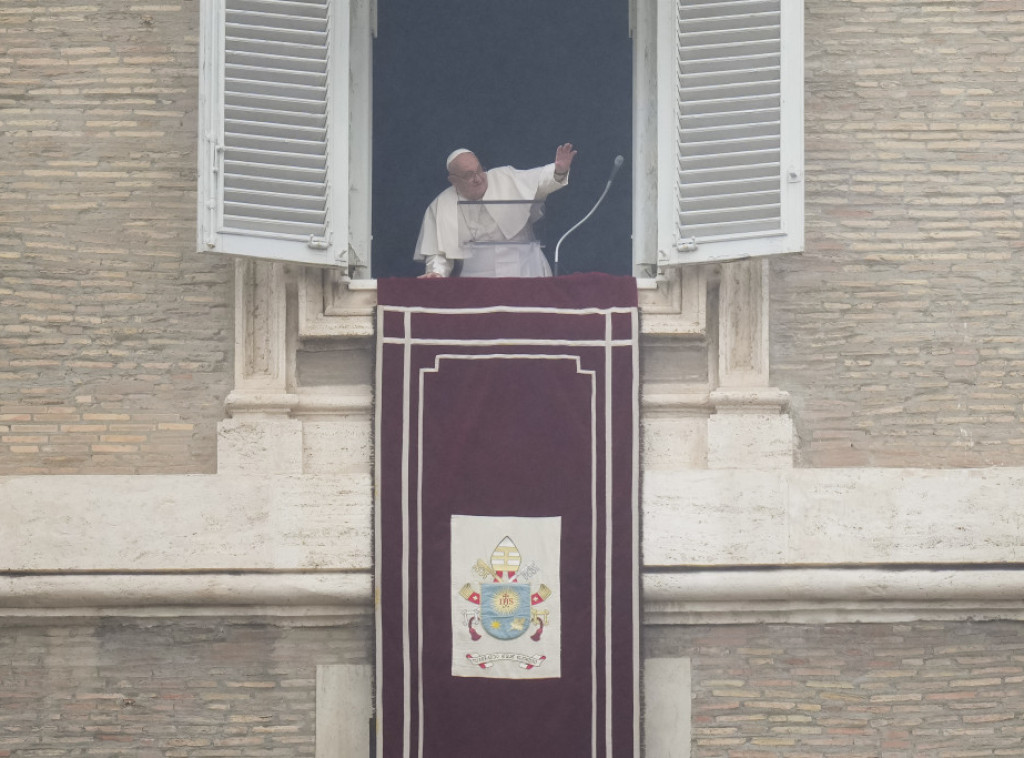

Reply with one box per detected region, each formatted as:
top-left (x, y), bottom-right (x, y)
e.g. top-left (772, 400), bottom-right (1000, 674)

top-left (707, 413), bottom-right (794, 469)
top-left (217, 417), bottom-right (303, 475)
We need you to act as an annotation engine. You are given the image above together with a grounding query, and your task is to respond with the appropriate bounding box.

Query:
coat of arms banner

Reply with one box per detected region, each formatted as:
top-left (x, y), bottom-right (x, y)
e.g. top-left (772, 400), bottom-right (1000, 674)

top-left (375, 274), bottom-right (639, 758)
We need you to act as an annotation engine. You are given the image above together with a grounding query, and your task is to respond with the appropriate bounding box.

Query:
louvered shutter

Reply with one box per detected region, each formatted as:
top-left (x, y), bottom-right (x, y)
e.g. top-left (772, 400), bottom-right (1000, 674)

top-left (199, 0), bottom-right (349, 266)
top-left (656, 0), bottom-right (803, 266)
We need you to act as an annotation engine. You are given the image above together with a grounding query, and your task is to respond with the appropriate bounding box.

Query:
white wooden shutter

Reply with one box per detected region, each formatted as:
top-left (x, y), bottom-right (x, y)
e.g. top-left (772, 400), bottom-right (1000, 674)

top-left (656, 0), bottom-right (803, 266)
top-left (199, 0), bottom-right (350, 266)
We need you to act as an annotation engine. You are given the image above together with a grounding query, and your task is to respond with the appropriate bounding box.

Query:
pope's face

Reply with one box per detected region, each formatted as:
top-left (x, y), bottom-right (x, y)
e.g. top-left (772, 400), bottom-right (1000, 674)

top-left (448, 153), bottom-right (488, 201)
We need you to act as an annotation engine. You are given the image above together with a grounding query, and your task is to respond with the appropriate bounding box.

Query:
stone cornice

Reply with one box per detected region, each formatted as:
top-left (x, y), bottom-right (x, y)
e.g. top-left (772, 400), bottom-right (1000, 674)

top-left (5, 567), bottom-right (1024, 624)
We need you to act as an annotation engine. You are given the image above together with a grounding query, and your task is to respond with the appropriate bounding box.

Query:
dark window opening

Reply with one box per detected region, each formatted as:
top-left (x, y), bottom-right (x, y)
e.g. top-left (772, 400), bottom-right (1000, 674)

top-left (371, 0), bottom-right (633, 279)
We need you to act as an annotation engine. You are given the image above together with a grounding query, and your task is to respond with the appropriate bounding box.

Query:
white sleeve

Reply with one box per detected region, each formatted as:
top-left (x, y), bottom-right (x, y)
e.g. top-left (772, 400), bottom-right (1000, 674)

top-left (413, 201), bottom-right (439, 262)
top-left (415, 198), bottom-right (455, 275)
top-left (423, 253), bottom-right (453, 277)
top-left (533, 163), bottom-right (569, 200)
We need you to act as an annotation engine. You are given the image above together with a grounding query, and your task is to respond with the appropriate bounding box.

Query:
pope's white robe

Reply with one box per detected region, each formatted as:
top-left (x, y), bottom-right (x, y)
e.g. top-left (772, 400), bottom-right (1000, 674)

top-left (414, 163), bottom-right (568, 277)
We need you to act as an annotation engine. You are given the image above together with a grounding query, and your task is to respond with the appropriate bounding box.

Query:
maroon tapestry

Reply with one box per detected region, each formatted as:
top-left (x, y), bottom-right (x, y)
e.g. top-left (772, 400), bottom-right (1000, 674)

top-left (375, 274), bottom-right (639, 758)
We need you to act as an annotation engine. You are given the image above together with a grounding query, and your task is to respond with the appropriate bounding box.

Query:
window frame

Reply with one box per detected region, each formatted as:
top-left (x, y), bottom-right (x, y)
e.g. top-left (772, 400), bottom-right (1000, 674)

top-left (199, 0), bottom-right (803, 279)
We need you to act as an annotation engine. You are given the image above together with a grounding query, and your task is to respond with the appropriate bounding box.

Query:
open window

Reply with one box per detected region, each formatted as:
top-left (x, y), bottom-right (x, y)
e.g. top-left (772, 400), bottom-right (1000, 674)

top-left (198, 0), bottom-right (803, 276)
top-left (369, 0), bottom-right (633, 279)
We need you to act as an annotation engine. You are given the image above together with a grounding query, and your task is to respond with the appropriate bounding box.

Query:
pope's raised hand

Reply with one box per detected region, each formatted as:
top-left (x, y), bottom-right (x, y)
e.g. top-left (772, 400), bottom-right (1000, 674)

top-left (554, 143), bottom-right (577, 174)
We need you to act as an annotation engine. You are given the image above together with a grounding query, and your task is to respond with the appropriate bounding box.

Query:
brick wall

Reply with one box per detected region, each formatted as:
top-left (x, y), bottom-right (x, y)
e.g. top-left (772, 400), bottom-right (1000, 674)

top-left (0, 616), bottom-right (372, 757)
top-left (3, 618), bottom-right (1020, 756)
top-left (0, 2), bottom-right (232, 474)
top-left (772, 0), bottom-right (1024, 466)
top-left (649, 620), bottom-right (1024, 757)
top-left (3, 0), bottom-right (1024, 474)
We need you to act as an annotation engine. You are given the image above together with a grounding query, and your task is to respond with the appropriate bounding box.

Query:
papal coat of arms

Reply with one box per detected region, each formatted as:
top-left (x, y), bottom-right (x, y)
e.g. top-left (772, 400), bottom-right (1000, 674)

top-left (458, 535), bottom-right (553, 670)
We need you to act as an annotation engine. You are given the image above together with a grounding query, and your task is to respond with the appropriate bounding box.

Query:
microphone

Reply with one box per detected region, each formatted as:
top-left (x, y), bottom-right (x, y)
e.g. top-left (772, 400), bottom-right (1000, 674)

top-left (609, 154), bottom-right (624, 181)
top-left (554, 155), bottom-right (624, 276)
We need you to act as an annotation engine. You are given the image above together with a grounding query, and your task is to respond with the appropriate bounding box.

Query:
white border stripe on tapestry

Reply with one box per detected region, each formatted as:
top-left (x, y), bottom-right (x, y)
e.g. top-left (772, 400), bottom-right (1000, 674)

top-left (415, 358), bottom-right (426, 758)
top-left (373, 307), bottom-right (386, 758)
top-left (604, 312), bottom-right (614, 757)
top-left (381, 337), bottom-right (634, 348)
top-left (590, 348), bottom-right (599, 758)
top-left (417, 352), bottom-right (598, 758)
top-left (401, 310), bottom-right (413, 758)
top-left (423, 354), bottom-right (591, 368)
top-left (382, 305), bottom-right (637, 316)
top-left (631, 308), bottom-right (641, 756)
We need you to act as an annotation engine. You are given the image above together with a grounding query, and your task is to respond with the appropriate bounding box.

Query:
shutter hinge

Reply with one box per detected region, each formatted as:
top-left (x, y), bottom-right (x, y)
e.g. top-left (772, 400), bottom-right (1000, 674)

top-left (657, 238), bottom-right (698, 271)
top-left (207, 134), bottom-right (222, 174)
top-left (204, 135), bottom-right (222, 249)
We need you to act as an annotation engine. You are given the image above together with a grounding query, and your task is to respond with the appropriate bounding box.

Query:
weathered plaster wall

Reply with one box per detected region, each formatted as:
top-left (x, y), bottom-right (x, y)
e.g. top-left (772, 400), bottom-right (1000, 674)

top-left (773, 0), bottom-right (1024, 466)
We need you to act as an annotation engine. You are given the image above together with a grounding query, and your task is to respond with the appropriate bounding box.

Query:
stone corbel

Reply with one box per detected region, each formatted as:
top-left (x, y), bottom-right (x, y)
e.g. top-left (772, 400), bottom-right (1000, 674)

top-left (298, 268), bottom-right (376, 338)
top-left (714, 258), bottom-right (772, 391)
top-left (224, 258), bottom-right (295, 410)
top-left (637, 265), bottom-right (707, 335)
top-left (219, 259), bottom-right (303, 473)
top-left (708, 258), bottom-right (793, 468)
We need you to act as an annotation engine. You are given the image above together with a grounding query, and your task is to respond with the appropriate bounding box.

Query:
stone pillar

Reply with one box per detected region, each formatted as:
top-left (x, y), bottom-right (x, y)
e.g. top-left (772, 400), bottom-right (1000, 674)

top-left (708, 258), bottom-right (794, 469)
top-left (218, 259), bottom-right (302, 473)
top-left (317, 664), bottom-right (372, 758)
top-left (644, 658), bottom-right (691, 757)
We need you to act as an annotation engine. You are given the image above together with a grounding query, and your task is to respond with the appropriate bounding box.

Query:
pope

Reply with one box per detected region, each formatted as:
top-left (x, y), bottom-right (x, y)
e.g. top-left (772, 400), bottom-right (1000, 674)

top-left (414, 143), bottom-right (577, 278)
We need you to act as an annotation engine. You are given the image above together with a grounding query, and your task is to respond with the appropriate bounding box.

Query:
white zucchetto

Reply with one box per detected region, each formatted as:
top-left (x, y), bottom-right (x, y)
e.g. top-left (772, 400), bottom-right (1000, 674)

top-left (446, 148), bottom-right (473, 170)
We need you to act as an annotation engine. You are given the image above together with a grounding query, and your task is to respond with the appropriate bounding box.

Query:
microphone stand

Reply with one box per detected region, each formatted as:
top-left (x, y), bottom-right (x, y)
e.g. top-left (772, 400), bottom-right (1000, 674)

top-left (553, 155), bottom-right (623, 276)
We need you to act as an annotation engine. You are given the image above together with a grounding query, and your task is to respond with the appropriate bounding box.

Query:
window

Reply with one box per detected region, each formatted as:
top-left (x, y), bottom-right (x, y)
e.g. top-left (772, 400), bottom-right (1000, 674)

top-left (198, 0), bottom-right (803, 275)
top-left (369, 0), bottom-right (633, 279)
